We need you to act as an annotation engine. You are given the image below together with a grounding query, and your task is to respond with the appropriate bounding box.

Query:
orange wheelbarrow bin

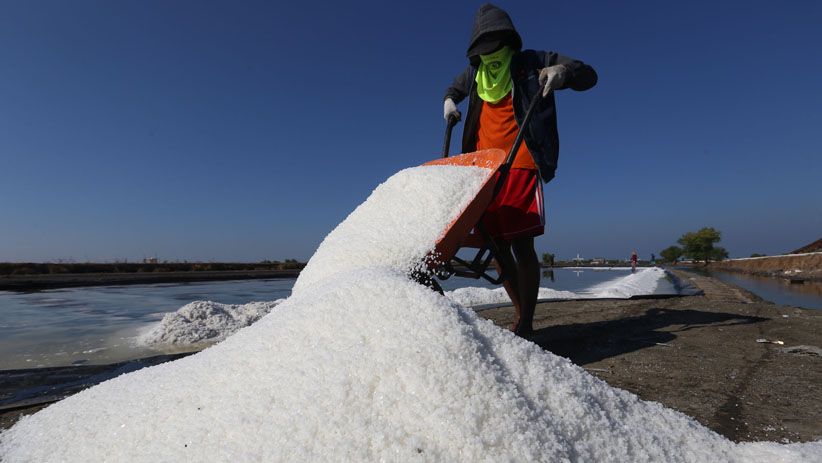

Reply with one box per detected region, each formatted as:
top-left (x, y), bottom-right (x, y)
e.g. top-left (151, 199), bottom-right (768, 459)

top-left (419, 149), bottom-right (509, 292)
top-left (414, 89), bottom-right (546, 294)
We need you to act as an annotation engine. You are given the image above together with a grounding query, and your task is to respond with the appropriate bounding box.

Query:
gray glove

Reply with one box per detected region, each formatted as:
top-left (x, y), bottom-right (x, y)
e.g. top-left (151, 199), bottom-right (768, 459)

top-left (443, 98), bottom-right (461, 123)
top-left (538, 65), bottom-right (568, 97)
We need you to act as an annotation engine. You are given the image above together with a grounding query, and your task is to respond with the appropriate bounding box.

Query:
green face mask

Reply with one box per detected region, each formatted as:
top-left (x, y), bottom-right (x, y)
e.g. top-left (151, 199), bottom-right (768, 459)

top-left (475, 46), bottom-right (513, 103)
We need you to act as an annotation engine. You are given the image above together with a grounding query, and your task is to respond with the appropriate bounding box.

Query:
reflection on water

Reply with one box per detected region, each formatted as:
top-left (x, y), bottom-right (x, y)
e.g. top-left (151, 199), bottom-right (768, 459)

top-left (683, 267), bottom-right (822, 310)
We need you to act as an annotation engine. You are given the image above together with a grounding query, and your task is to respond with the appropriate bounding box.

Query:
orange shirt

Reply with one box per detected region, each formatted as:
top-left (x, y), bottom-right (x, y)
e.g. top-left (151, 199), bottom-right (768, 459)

top-left (476, 93), bottom-right (537, 170)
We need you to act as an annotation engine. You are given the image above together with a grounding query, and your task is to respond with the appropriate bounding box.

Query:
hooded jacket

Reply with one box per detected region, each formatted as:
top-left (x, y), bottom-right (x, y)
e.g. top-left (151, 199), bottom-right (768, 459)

top-left (444, 4), bottom-right (597, 182)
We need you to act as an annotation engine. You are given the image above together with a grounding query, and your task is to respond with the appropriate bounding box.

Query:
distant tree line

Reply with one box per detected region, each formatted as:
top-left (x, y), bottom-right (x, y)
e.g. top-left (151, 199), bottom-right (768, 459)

top-left (0, 260), bottom-right (306, 276)
top-left (659, 227), bottom-right (728, 265)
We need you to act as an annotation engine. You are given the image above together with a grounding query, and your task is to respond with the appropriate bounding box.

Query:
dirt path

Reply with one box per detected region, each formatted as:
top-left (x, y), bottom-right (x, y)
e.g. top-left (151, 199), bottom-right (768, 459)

top-left (707, 252), bottom-right (822, 281)
top-left (480, 269), bottom-right (822, 443)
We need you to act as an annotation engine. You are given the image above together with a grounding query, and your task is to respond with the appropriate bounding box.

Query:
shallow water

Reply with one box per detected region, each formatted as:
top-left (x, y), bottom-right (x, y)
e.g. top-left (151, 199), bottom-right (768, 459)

top-left (0, 279), bottom-right (294, 370)
top-left (0, 269), bottom-right (674, 370)
top-left (682, 267), bottom-right (822, 309)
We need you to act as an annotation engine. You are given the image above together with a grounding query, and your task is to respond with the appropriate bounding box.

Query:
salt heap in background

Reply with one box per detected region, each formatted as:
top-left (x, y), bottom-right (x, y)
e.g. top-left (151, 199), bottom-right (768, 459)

top-left (2, 165), bottom-right (820, 462)
top-left (581, 267), bottom-right (665, 298)
top-left (138, 299), bottom-right (284, 346)
top-left (446, 285), bottom-right (578, 307)
top-left (446, 267), bottom-right (665, 307)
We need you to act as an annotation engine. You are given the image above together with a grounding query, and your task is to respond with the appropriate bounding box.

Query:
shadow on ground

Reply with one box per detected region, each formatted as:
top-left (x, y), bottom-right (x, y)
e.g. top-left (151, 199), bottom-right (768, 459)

top-left (529, 307), bottom-right (768, 365)
top-left (0, 353), bottom-right (195, 411)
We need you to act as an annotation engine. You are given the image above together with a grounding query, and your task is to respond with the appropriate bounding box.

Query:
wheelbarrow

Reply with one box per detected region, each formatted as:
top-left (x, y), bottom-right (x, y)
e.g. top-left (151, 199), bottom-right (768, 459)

top-left (413, 89), bottom-right (545, 294)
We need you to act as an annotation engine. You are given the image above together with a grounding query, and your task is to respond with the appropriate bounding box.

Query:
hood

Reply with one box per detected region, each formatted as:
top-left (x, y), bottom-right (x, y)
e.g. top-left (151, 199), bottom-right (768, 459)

top-left (466, 3), bottom-right (522, 59)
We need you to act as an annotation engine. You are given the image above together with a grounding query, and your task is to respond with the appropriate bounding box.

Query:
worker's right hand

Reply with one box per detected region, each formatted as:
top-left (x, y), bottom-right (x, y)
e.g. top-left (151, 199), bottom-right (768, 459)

top-left (443, 98), bottom-right (461, 123)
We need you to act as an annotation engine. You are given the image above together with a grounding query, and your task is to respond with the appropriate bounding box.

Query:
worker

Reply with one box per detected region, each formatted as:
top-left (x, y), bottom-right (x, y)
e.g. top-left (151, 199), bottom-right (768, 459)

top-left (443, 3), bottom-right (597, 336)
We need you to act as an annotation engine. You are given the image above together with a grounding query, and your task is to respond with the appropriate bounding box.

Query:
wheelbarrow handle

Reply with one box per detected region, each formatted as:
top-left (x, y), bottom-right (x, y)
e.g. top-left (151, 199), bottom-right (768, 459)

top-left (442, 113), bottom-right (460, 158)
top-left (443, 84), bottom-right (548, 162)
top-left (502, 88), bottom-right (547, 170)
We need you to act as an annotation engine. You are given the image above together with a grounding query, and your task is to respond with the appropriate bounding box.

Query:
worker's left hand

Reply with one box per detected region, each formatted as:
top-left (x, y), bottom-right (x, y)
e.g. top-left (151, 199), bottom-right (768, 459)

top-left (538, 65), bottom-right (567, 97)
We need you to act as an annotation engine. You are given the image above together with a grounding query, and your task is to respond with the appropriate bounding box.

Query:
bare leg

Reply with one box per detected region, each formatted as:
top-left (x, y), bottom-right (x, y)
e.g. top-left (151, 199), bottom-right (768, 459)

top-left (490, 238), bottom-right (521, 328)
top-left (511, 237), bottom-right (539, 336)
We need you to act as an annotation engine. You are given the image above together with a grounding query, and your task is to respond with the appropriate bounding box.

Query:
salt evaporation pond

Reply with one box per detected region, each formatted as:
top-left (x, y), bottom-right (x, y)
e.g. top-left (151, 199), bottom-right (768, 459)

top-left (0, 265), bottom-right (674, 370)
top-left (133, 267), bottom-right (671, 355)
top-left (682, 267), bottom-right (822, 310)
top-left (0, 278), bottom-right (295, 370)
top-left (2, 165), bottom-right (820, 462)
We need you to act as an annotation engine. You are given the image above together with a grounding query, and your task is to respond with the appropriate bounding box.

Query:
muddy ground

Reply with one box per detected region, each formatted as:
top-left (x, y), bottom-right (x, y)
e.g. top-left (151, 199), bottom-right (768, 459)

top-left (481, 269), bottom-right (822, 443)
top-left (2, 270), bottom-right (820, 444)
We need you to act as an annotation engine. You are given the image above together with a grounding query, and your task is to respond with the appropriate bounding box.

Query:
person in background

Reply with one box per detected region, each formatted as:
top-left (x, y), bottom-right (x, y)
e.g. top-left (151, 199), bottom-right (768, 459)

top-left (631, 250), bottom-right (638, 271)
top-left (443, 3), bottom-right (597, 336)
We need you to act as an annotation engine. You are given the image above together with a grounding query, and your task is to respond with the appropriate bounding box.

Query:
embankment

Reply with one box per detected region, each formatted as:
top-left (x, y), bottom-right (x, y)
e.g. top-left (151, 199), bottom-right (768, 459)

top-left (708, 252), bottom-right (822, 281)
top-left (0, 270), bottom-right (300, 292)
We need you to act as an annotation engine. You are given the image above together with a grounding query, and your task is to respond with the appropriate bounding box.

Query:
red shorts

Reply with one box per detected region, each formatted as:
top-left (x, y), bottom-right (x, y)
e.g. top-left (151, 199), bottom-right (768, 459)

top-left (482, 168), bottom-right (545, 240)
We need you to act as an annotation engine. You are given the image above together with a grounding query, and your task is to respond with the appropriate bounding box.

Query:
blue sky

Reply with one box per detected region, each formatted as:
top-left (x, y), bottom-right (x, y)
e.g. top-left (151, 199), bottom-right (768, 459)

top-left (1, 0), bottom-right (820, 262)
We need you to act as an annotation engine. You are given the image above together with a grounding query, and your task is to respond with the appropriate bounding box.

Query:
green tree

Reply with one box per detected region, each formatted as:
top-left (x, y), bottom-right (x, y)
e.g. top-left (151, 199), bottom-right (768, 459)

top-left (541, 252), bottom-right (555, 267)
top-left (710, 247), bottom-right (729, 262)
top-left (659, 246), bottom-right (683, 264)
top-left (677, 227), bottom-right (728, 264)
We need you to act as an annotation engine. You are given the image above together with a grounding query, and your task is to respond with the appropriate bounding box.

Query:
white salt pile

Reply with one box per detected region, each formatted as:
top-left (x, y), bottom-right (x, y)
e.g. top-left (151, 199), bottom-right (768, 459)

top-left (292, 165), bottom-right (490, 293)
top-left (446, 267), bottom-right (665, 307)
top-left (446, 286), bottom-right (578, 307)
top-left (138, 300), bottom-right (284, 346)
top-left (2, 165), bottom-right (820, 462)
top-left (580, 267), bottom-right (664, 298)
